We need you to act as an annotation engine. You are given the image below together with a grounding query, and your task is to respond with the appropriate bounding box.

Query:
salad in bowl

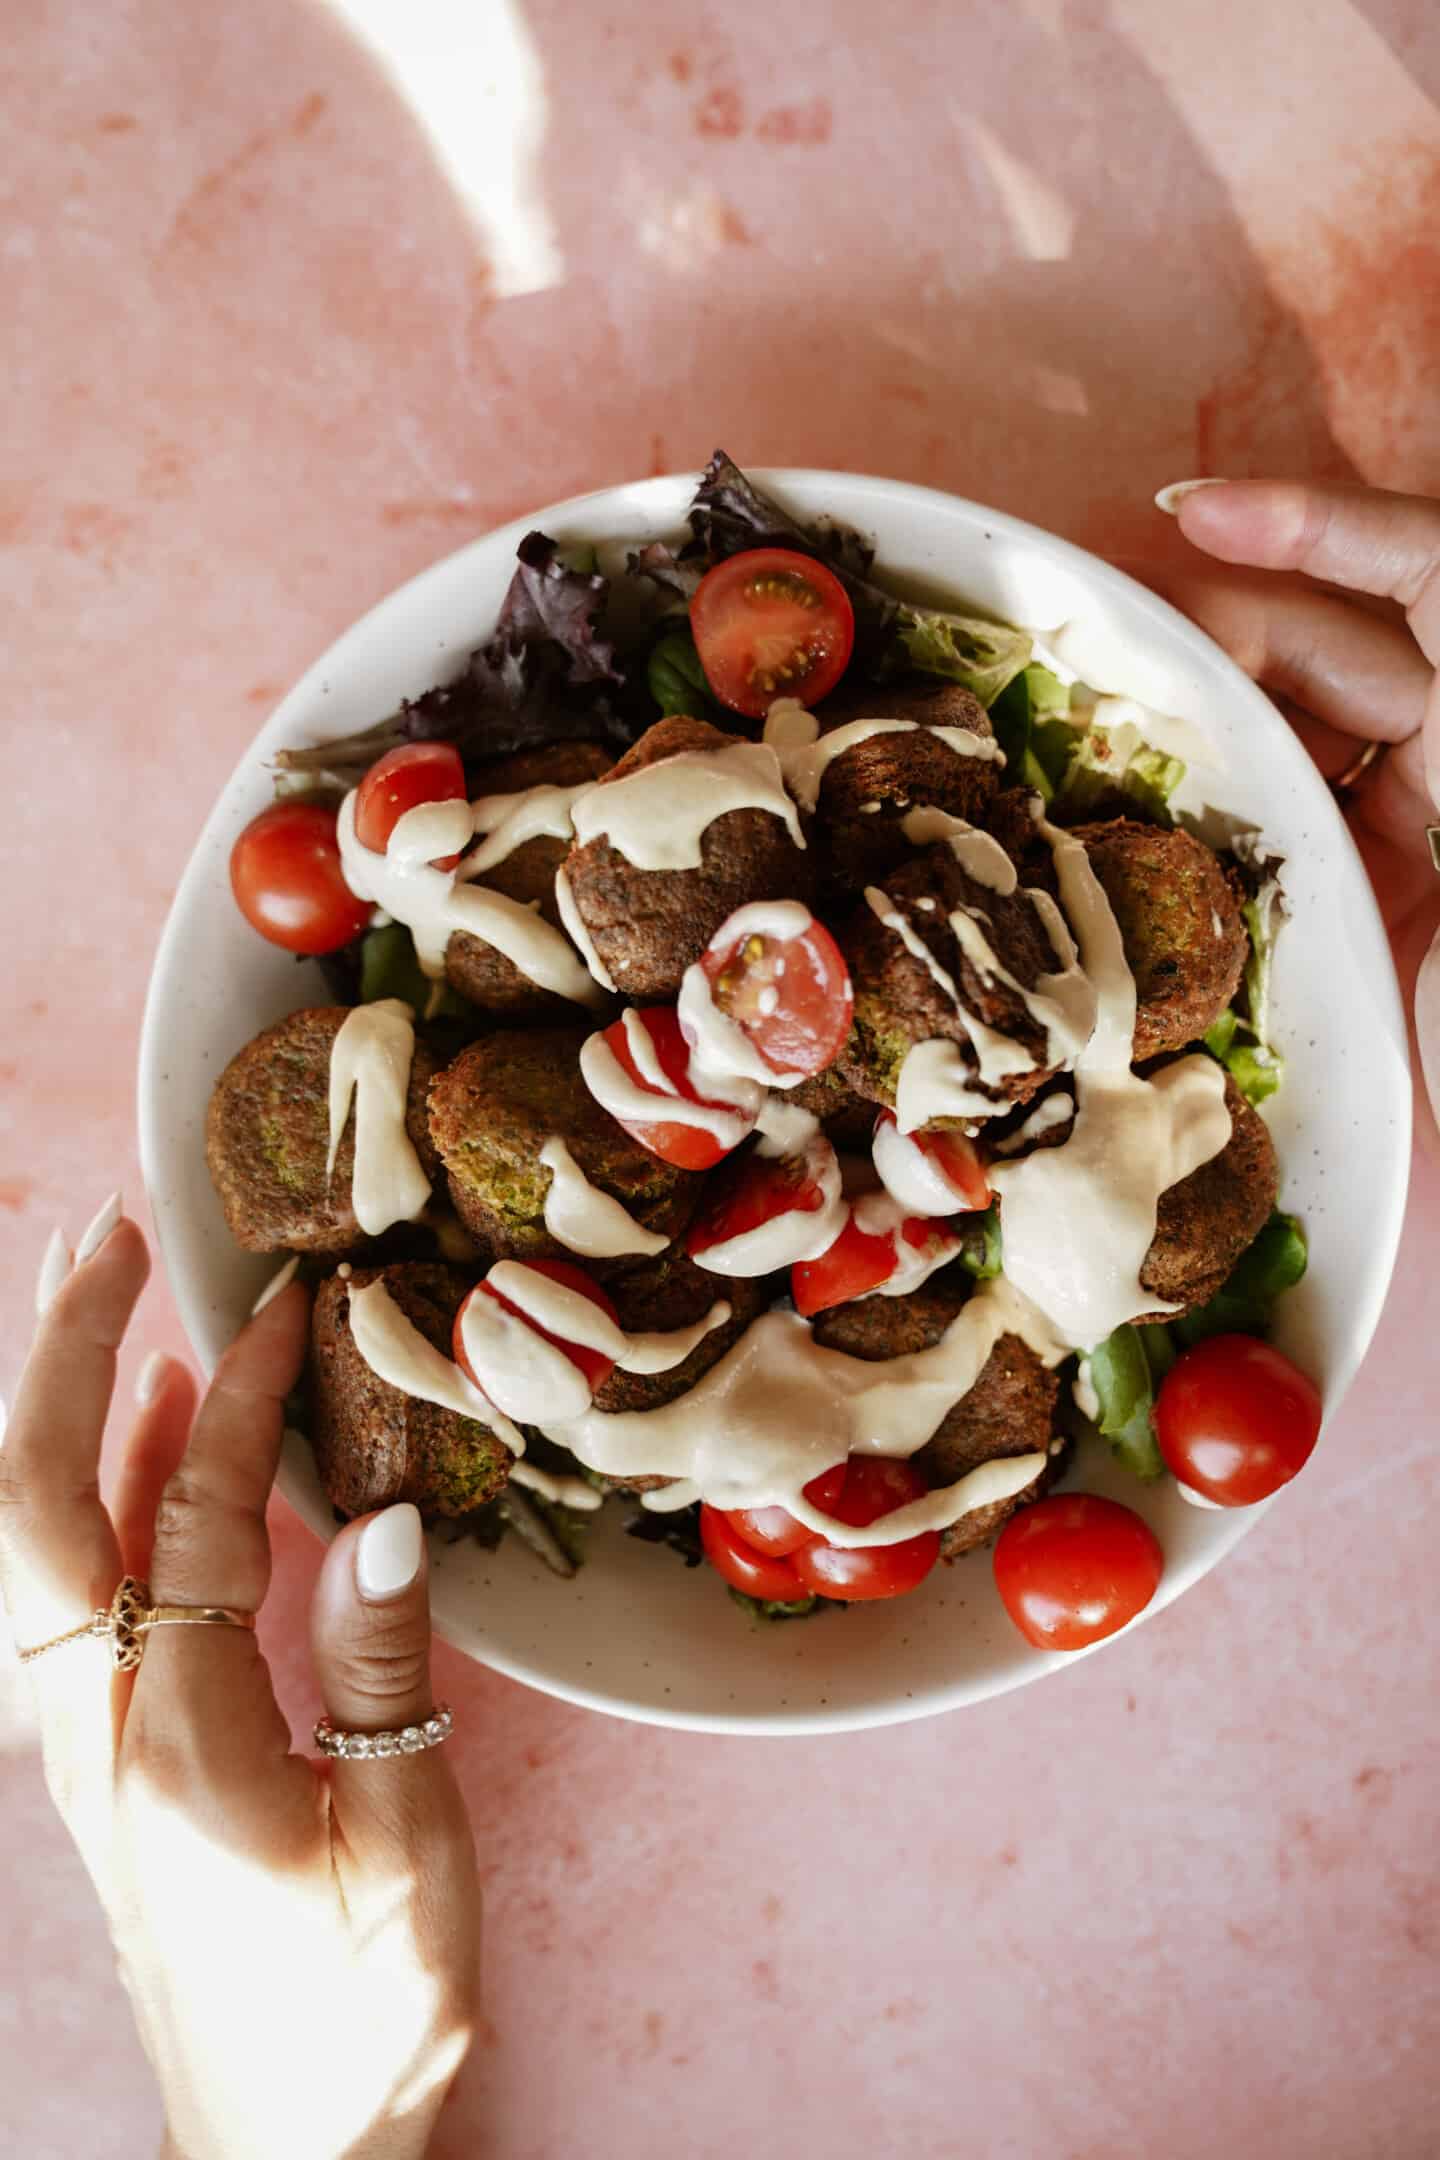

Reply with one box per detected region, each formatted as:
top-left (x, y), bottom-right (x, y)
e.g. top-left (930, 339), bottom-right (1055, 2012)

top-left (140, 455), bottom-right (1410, 1730)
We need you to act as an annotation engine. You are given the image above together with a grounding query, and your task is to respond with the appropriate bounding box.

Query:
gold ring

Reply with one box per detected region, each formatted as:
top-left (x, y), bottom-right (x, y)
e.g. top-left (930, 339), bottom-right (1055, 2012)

top-left (1329, 739), bottom-right (1388, 798)
top-left (17, 1577), bottom-right (256, 1671)
top-left (1427, 826), bottom-right (1440, 875)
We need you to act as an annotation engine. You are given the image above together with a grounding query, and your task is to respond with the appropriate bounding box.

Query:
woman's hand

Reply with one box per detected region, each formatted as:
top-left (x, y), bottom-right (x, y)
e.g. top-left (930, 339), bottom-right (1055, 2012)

top-left (1154, 477), bottom-right (1440, 864)
top-left (1153, 477), bottom-right (1440, 1134)
top-left (0, 1210), bottom-right (479, 2160)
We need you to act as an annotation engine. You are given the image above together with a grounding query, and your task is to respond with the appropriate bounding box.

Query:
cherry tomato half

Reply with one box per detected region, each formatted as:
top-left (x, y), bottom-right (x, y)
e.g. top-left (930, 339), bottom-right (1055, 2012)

top-left (454, 1258), bottom-right (621, 1395)
top-left (690, 547), bottom-right (855, 719)
top-left (875, 1111), bottom-right (991, 1214)
top-left (700, 1506), bottom-right (810, 1602)
top-left (789, 1456), bottom-right (940, 1602)
top-left (229, 800), bottom-right (372, 955)
top-left (1155, 1334), bottom-right (1322, 1506)
top-left (687, 1152), bottom-right (826, 1260)
top-left (699, 913), bottom-right (853, 1079)
top-left (600, 1007), bottom-right (755, 1171)
top-left (993, 1494), bottom-right (1163, 1652)
top-left (354, 742), bottom-right (467, 869)
top-left (790, 1211), bottom-right (900, 1317)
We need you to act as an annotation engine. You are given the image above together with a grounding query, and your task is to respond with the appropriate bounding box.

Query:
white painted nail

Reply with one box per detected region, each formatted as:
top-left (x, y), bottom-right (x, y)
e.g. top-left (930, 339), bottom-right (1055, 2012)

top-left (356, 1503), bottom-right (424, 1602)
top-left (0, 1396), bottom-right (8, 1448)
top-left (135, 1350), bottom-right (172, 1408)
top-left (75, 1191), bottom-right (123, 1266)
top-left (36, 1228), bottom-right (72, 1316)
top-left (1154, 478), bottom-right (1225, 515)
top-left (251, 1254), bottom-right (300, 1316)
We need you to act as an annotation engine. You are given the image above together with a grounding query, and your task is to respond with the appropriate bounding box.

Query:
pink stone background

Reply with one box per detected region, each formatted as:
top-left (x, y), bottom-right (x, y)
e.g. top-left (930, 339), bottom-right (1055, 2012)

top-left (5, 3), bottom-right (1440, 2153)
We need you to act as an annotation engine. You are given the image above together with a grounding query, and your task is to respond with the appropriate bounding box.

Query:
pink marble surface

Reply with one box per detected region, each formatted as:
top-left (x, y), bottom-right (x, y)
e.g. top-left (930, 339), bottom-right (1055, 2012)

top-left (5, 2), bottom-right (1440, 2153)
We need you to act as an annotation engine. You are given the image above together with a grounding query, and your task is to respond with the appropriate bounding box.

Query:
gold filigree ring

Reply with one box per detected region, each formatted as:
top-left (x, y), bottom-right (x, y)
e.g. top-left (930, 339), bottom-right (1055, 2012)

top-left (17, 1576), bottom-right (256, 1670)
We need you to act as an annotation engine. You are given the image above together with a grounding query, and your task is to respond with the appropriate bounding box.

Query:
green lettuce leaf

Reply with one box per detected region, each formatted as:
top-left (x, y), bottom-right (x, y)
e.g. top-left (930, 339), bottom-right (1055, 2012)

top-left (892, 609), bottom-right (1033, 707)
top-left (358, 923), bottom-right (472, 1022)
top-left (728, 1587), bottom-right (826, 1623)
top-left (1055, 723), bottom-right (1184, 820)
top-left (647, 625), bottom-right (718, 718)
top-left (988, 664), bottom-right (1071, 794)
top-left (957, 1205), bottom-right (1003, 1279)
top-left (1087, 1326), bottom-right (1165, 1479)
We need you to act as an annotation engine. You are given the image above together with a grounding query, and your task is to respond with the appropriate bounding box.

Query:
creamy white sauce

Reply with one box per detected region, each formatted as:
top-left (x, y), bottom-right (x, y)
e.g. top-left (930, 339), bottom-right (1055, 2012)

top-left (570, 741), bottom-right (804, 867)
top-left (579, 1027), bottom-right (759, 1150)
top-left (462, 782), bottom-right (593, 875)
top-left (1072, 1356), bottom-right (1100, 1423)
top-left (337, 792), bottom-right (604, 1006)
top-left (895, 1039), bottom-right (1001, 1131)
top-left (540, 1277), bottom-right (1061, 1544)
top-left (691, 1100), bottom-right (847, 1276)
top-left (456, 1281), bottom-right (595, 1423)
top-left (387, 797), bottom-right (474, 865)
top-left (900, 806), bottom-right (1017, 893)
top-left (866, 887), bottom-right (1037, 1089)
top-left (324, 1000), bottom-right (432, 1237)
top-left (948, 903), bottom-right (1095, 1070)
top-left (676, 901), bottom-right (821, 1093)
top-left (538, 1137), bottom-right (669, 1259)
top-left (489, 1264), bottom-right (733, 1376)
top-left (763, 699), bottom-right (1002, 814)
top-left (850, 1190), bottom-right (961, 1297)
top-left (988, 817), bottom-right (1233, 1347)
top-left (872, 1114), bottom-right (965, 1217)
top-left (347, 1279), bottom-right (524, 1453)
top-left (550, 864), bottom-right (616, 992)
top-left (993, 1091), bottom-right (1075, 1156)
top-left (510, 1460), bottom-right (604, 1512)
top-left (620, 1305), bottom-right (732, 1374)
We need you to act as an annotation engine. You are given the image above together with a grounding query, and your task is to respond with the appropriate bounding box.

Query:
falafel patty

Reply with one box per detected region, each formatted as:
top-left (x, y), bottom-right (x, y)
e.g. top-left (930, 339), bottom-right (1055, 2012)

top-left (809, 679), bottom-right (1000, 894)
top-left (426, 1027), bottom-right (700, 1268)
top-left (1139, 1070), bottom-right (1278, 1315)
top-left (561, 715), bottom-right (813, 999)
top-left (309, 1263), bottom-right (514, 1517)
top-left (835, 841), bottom-right (1060, 1114)
top-left (205, 1006), bottom-right (440, 1256)
top-left (810, 1266), bottom-right (1060, 1559)
top-left (1073, 819), bottom-right (1246, 1060)
top-left (444, 741), bottom-right (613, 1020)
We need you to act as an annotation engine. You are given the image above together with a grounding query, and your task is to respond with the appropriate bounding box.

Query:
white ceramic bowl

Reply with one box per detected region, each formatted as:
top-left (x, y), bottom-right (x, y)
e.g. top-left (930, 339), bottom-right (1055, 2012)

top-left (139, 471), bottom-right (1411, 1734)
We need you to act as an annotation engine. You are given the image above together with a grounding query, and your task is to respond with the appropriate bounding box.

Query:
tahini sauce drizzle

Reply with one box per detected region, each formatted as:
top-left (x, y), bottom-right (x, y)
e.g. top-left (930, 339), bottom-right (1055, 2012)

top-left (763, 700), bottom-right (1003, 813)
top-left (538, 1137), bottom-right (668, 1259)
top-left (324, 1000), bottom-right (432, 1236)
top-left (569, 741), bottom-right (805, 867)
top-left (988, 816), bottom-right (1232, 1347)
top-left (337, 792), bottom-right (604, 1006)
top-left (689, 1100), bottom-right (847, 1276)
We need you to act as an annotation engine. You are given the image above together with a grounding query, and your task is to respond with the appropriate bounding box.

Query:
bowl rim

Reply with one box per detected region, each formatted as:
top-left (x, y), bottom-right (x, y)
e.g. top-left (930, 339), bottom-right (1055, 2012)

top-left (138, 466), bottom-right (1412, 1734)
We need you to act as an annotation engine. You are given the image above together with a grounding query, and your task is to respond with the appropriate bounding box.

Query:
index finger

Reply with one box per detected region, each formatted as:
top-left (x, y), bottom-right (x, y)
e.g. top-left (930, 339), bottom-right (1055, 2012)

top-left (1172, 482), bottom-right (1440, 664)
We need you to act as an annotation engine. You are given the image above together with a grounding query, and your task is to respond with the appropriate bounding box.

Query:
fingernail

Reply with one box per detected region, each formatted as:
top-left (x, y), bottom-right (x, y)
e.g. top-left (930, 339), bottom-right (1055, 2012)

top-left (1154, 478), bottom-right (1225, 515)
top-left (356, 1503), bottom-right (424, 1602)
top-left (135, 1350), bottom-right (172, 1408)
top-left (75, 1191), bottom-right (123, 1266)
top-left (251, 1254), bottom-right (299, 1316)
top-left (36, 1227), bottom-right (72, 1316)
top-left (0, 1396), bottom-right (8, 1448)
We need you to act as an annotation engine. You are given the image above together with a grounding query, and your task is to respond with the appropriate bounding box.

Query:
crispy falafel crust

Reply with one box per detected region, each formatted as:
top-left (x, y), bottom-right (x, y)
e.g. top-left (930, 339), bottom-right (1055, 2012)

top-left (426, 1027), bottom-right (700, 1269)
top-left (1073, 819), bottom-right (1247, 1060)
top-left (562, 715), bottom-right (813, 999)
top-left (205, 1006), bottom-right (439, 1256)
top-left (444, 742), bottom-right (613, 1019)
top-left (810, 1266), bottom-right (1060, 1559)
top-left (810, 679), bottom-right (999, 894)
top-left (1139, 1071), bottom-right (1278, 1314)
top-left (309, 1263), bottom-right (514, 1518)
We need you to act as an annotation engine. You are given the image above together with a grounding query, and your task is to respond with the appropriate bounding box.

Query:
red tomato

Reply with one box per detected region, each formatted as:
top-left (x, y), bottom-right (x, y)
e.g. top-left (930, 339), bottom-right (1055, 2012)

top-left (993, 1494), bottom-right (1163, 1652)
top-left (454, 1258), bottom-right (621, 1393)
top-left (687, 1151), bottom-right (825, 1259)
top-left (790, 1456), bottom-right (940, 1602)
top-left (354, 742), bottom-right (467, 869)
top-left (700, 1506), bottom-right (810, 1602)
top-left (791, 1207), bottom-right (950, 1318)
top-left (725, 1503), bottom-right (820, 1559)
top-left (600, 1007), bottom-right (755, 1171)
top-left (229, 800), bottom-right (372, 955)
top-left (790, 1212), bottom-right (899, 1317)
top-left (1155, 1334), bottom-right (1322, 1506)
top-left (876, 1111), bottom-right (991, 1213)
top-left (690, 547), bottom-right (856, 719)
top-left (699, 913), bottom-right (853, 1079)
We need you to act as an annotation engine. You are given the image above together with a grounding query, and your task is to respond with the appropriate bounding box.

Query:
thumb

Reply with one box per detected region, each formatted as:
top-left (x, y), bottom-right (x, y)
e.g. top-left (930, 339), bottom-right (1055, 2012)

top-left (310, 1505), bottom-right (466, 1863)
